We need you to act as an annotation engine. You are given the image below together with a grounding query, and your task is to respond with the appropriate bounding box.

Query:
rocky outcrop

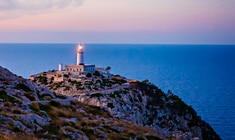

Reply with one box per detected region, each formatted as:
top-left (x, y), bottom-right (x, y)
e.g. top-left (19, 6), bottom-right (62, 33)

top-left (31, 69), bottom-right (221, 140)
top-left (0, 66), bottom-right (162, 139)
top-left (0, 66), bottom-right (56, 101)
top-left (0, 66), bottom-right (221, 139)
top-left (74, 82), bottom-right (221, 140)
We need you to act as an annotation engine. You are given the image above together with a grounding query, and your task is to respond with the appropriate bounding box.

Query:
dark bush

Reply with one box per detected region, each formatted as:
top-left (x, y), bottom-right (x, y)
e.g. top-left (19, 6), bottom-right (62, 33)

top-left (90, 93), bottom-right (103, 98)
top-left (39, 94), bottom-right (54, 100)
top-left (107, 103), bottom-right (114, 109)
top-left (25, 92), bottom-right (36, 101)
top-left (105, 66), bottom-right (111, 71)
top-left (56, 94), bottom-right (67, 99)
top-left (44, 124), bottom-right (60, 135)
top-left (39, 76), bottom-right (48, 85)
top-left (49, 100), bottom-right (62, 107)
top-left (39, 103), bottom-right (52, 112)
top-left (84, 106), bottom-right (110, 117)
top-left (15, 84), bottom-right (32, 92)
top-left (63, 74), bottom-right (69, 78)
top-left (0, 90), bottom-right (17, 102)
top-left (94, 71), bottom-right (101, 76)
top-left (86, 73), bottom-right (92, 78)
top-left (12, 109), bottom-right (22, 114)
top-left (51, 77), bottom-right (54, 81)
top-left (145, 135), bottom-right (161, 140)
top-left (64, 86), bottom-right (70, 91)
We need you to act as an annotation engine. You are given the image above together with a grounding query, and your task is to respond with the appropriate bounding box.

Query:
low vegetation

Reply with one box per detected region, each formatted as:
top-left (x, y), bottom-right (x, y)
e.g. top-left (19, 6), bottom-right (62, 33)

top-left (26, 100), bottom-right (160, 139)
top-left (15, 84), bottom-right (32, 92)
top-left (0, 65), bottom-right (220, 140)
top-left (0, 90), bottom-right (18, 103)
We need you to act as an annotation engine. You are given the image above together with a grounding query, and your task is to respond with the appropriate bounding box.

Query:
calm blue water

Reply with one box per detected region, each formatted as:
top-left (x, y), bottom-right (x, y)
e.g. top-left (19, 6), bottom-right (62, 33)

top-left (0, 43), bottom-right (235, 139)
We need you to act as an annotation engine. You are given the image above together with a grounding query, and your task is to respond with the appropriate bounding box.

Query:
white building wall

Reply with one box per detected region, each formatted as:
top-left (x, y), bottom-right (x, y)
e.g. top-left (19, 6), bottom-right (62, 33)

top-left (58, 63), bottom-right (63, 71)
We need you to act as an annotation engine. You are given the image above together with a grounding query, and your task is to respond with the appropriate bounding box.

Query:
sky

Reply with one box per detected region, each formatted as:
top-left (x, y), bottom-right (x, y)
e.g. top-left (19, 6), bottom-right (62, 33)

top-left (0, 0), bottom-right (235, 44)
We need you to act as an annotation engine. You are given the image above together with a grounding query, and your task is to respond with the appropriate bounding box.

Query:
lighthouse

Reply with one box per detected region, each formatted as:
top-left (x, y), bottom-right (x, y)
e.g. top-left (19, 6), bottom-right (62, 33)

top-left (66, 44), bottom-right (95, 74)
top-left (77, 44), bottom-right (84, 65)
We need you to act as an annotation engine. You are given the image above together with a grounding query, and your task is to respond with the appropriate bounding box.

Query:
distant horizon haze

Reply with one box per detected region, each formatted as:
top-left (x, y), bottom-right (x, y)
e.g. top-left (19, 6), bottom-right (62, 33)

top-left (0, 0), bottom-right (235, 44)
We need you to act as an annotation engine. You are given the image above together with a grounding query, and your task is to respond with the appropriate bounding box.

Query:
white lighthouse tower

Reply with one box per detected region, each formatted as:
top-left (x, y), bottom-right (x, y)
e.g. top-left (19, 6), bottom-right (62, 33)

top-left (77, 44), bottom-right (84, 65)
top-left (65, 44), bottom-right (95, 74)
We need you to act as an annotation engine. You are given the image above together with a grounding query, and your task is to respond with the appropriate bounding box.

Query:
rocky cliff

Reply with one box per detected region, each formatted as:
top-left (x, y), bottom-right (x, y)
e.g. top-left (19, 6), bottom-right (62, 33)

top-left (32, 70), bottom-right (221, 140)
top-left (76, 82), bottom-right (220, 140)
top-left (0, 66), bottom-right (162, 139)
top-left (0, 66), bottom-right (221, 140)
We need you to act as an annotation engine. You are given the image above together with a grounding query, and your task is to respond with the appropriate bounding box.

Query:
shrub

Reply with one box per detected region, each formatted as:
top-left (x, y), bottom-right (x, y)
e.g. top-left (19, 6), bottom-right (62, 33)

top-left (43, 95), bottom-right (52, 100)
top-left (44, 124), bottom-right (60, 135)
top-left (30, 102), bottom-right (40, 111)
top-left (90, 93), bottom-right (103, 98)
top-left (64, 126), bottom-right (76, 133)
top-left (12, 109), bottom-right (22, 114)
top-left (76, 82), bottom-right (82, 90)
top-left (0, 90), bottom-right (17, 102)
top-left (105, 66), bottom-right (111, 71)
top-left (109, 91), bottom-right (122, 98)
top-left (49, 100), bottom-right (62, 107)
top-left (112, 78), bottom-right (126, 85)
top-left (107, 103), bottom-right (114, 109)
top-left (25, 92), bottom-right (36, 101)
top-left (145, 135), bottom-right (161, 140)
top-left (56, 94), bottom-right (67, 99)
top-left (39, 103), bottom-right (52, 112)
top-left (30, 102), bottom-right (45, 116)
top-left (39, 76), bottom-right (48, 85)
top-left (15, 84), bottom-right (32, 92)
top-left (39, 94), bottom-right (53, 100)
top-left (13, 127), bottom-right (20, 133)
top-left (64, 86), bottom-right (70, 91)
top-left (81, 127), bottom-right (95, 138)
top-left (141, 79), bottom-right (149, 84)
top-left (4, 102), bottom-right (12, 107)
top-left (63, 74), bottom-right (69, 78)
top-left (51, 77), bottom-right (54, 81)
top-left (85, 106), bottom-right (110, 117)
top-left (137, 137), bottom-right (145, 140)
top-left (94, 71), bottom-right (101, 76)
top-left (86, 73), bottom-right (92, 78)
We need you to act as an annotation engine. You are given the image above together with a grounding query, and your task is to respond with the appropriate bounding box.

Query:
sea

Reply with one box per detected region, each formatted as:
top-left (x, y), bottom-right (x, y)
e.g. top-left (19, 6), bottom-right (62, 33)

top-left (0, 43), bottom-right (235, 140)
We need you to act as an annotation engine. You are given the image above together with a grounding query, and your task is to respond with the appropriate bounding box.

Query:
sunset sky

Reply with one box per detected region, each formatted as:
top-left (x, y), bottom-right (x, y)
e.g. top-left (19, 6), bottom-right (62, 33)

top-left (0, 0), bottom-right (235, 44)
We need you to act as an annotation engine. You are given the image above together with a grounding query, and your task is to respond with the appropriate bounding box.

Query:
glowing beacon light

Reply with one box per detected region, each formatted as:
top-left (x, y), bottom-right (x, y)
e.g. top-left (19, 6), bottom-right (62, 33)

top-left (77, 44), bottom-right (84, 65)
top-left (78, 44), bottom-right (83, 53)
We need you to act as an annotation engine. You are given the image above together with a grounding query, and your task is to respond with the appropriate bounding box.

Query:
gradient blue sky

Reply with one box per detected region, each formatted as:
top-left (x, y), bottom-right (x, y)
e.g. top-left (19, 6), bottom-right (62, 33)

top-left (0, 0), bottom-right (235, 44)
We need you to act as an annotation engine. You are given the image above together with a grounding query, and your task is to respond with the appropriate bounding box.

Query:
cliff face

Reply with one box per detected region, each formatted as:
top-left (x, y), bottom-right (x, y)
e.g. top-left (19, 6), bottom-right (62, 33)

top-left (0, 66), bottom-right (162, 139)
top-left (31, 70), bottom-right (221, 140)
top-left (0, 66), bottom-right (221, 140)
top-left (75, 82), bottom-right (220, 140)
top-left (0, 66), bottom-right (54, 137)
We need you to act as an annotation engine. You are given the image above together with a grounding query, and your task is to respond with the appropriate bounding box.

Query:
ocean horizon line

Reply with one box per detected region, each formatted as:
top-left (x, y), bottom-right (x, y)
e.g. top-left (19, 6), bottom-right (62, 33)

top-left (0, 42), bottom-right (235, 46)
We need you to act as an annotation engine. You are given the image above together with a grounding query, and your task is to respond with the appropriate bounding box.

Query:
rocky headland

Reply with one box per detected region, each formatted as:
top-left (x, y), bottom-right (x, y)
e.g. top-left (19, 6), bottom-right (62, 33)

top-left (0, 66), bottom-right (221, 140)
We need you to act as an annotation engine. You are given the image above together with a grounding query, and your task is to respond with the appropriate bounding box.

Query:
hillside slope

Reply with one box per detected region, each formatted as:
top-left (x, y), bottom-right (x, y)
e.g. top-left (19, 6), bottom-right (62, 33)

top-left (31, 70), bottom-right (221, 140)
top-left (0, 66), bottom-right (162, 139)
